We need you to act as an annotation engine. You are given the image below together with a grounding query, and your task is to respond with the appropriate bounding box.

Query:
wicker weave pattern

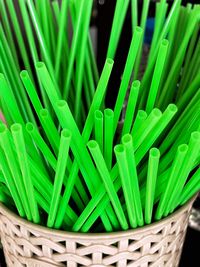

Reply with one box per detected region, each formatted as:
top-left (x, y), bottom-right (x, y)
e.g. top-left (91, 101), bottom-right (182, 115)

top-left (0, 199), bottom-right (194, 267)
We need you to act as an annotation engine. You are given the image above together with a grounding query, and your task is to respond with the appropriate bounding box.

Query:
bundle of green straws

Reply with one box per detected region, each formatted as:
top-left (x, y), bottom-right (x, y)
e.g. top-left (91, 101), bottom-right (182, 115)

top-left (0, 0), bottom-right (200, 233)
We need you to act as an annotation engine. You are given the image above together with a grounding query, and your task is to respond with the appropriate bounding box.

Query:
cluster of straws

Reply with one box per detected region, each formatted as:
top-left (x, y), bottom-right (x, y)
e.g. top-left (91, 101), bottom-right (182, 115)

top-left (0, 0), bottom-right (200, 232)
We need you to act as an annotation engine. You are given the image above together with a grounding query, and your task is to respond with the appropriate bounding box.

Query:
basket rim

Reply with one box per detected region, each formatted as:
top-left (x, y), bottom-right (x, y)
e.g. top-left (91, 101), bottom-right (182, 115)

top-left (0, 195), bottom-right (196, 240)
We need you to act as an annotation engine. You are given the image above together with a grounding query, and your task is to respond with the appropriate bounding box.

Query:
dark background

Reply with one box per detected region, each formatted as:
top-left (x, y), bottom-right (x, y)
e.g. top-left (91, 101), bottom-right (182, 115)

top-left (0, 0), bottom-right (200, 266)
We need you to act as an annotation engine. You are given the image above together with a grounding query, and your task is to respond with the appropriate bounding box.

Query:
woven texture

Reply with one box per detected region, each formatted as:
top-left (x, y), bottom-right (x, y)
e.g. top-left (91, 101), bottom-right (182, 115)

top-left (0, 198), bottom-right (194, 267)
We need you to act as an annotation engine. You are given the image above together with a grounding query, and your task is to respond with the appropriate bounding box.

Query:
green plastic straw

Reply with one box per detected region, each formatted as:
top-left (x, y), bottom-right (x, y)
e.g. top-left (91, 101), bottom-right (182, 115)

top-left (145, 148), bottom-right (160, 224)
top-left (6, 0), bottom-right (32, 77)
top-left (88, 140), bottom-right (128, 230)
top-left (11, 124), bottom-right (40, 224)
top-left (55, 0), bottom-right (69, 79)
top-left (0, 74), bottom-right (24, 124)
top-left (113, 27), bottom-right (143, 132)
top-left (114, 144), bottom-right (137, 228)
top-left (180, 168), bottom-right (200, 205)
top-left (155, 144), bottom-right (188, 220)
top-left (145, 39), bottom-right (169, 114)
top-left (122, 134), bottom-right (144, 226)
top-left (47, 129), bottom-right (71, 228)
top-left (104, 109), bottom-right (114, 170)
top-left (107, 0), bottom-right (130, 59)
top-left (167, 132), bottom-right (200, 213)
top-left (135, 104), bottom-right (178, 164)
top-left (132, 108), bottom-right (162, 151)
top-left (63, 0), bottom-right (87, 99)
top-left (74, 0), bottom-right (93, 122)
top-left (131, 110), bottom-right (148, 136)
top-left (0, 0), bottom-right (19, 69)
top-left (0, 148), bottom-right (25, 217)
top-left (94, 110), bottom-right (104, 153)
top-left (0, 125), bottom-right (31, 220)
top-left (122, 80), bottom-right (140, 136)
top-left (133, 0), bottom-right (150, 80)
top-left (131, 0), bottom-right (138, 31)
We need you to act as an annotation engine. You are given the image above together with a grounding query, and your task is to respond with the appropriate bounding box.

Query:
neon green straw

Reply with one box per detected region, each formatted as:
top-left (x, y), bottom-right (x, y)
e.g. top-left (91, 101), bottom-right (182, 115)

top-left (88, 140), bottom-right (128, 230)
top-left (0, 124), bottom-right (31, 220)
top-left (104, 109), bottom-right (114, 170)
top-left (180, 168), bottom-right (200, 205)
top-left (145, 39), bottom-right (169, 114)
top-left (114, 27), bottom-right (143, 132)
top-left (132, 108), bottom-right (162, 151)
top-left (122, 134), bottom-right (144, 226)
top-left (168, 132), bottom-right (200, 213)
top-left (11, 124), bottom-right (40, 224)
top-left (155, 144), bottom-right (188, 220)
top-left (0, 148), bottom-right (25, 217)
top-left (131, 110), bottom-right (147, 136)
top-left (122, 80), bottom-right (140, 136)
top-left (131, 0), bottom-right (138, 31)
top-left (94, 110), bottom-right (104, 153)
top-left (115, 144), bottom-right (137, 228)
top-left (47, 129), bottom-right (71, 228)
top-left (145, 148), bottom-right (160, 224)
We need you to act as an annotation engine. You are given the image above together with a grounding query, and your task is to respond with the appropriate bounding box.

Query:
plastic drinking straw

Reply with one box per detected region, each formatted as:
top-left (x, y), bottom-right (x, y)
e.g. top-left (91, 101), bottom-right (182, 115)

top-left (131, 110), bottom-right (148, 136)
top-left (63, 0), bottom-right (87, 99)
top-left (167, 132), bottom-right (200, 213)
top-left (55, 0), bottom-right (69, 78)
top-left (145, 39), bottom-right (169, 114)
top-left (0, 74), bottom-right (24, 124)
top-left (0, 148), bottom-right (25, 217)
top-left (131, 0), bottom-right (138, 31)
top-left (133, 0), bottom-right (150, 80)
top-left (148, 0), bottom-right (167, 63)
top-left (0, 28), bottom-right (35, 123)
top-left (113, 27), bottom-right (143, 132)
top-left (155, 144), bottom-right (188, 220)
top-left (122, 134), bottom-right (144, 226)
top-left (11, 124), bottom-right (40, 224)
top-left (39, 109), bottom-right (59, 154)
top-left (135, 104), bottom-right (178, 165)
top-left (0, 0), bottom-right (19, 69)
top-left (74, 0), bottom-right (93, 122)
top-left (104, 109), bottom-right (114, 170)
top-left (88, 140), bottom-right (128, 230)
top-left (139, 0), bottom-right (182, 107)
top-left (94, 110), bottom-right (104, 153)
top-left (5, 0), bottom-right (32, 76)
top-left (180, 168), bottom-right (200, 205)
top-left (132, 109), bottom-right (162, 151)
top-left (0, 125), bottom-right (32, 220)
top-left (47, 129), bottom-right (71, 228)
top-left (145, 148), bottom-right (160, 224)
top-left (158, 11), bottom-right (199, 108)
top-left (114, 144), bottom-right (137, 228)
top-left (122, 80), bottom-right (140, 136)
top-left (107, 0), bottom-right (130, 59)
top-left (26, 0), bottom-right (58, 86)
top-left (18, 0), bottom-right (49, 110)
top-left (25, 122), bottom-right (84, 209)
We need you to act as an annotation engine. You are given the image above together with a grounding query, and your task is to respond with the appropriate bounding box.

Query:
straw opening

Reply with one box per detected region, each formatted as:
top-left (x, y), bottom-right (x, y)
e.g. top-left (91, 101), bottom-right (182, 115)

top-left (11, 124), bottom-right (22, 133)
top-left (87, 140), bottom-right (98, 149)
top-left (161, 39), bottom-right (169, 47)
top-left (62, 129), bottom-right (71, 139)
top-left (114, 144), bottom-right (124, 154)
top-left (179, 144), bottom-right (188, 153)
top-left (26, 123), bottom-right (34, 132)
top-left (132, 80), bottom-right (140, 88)
top-left (150, 148), bottom-right (160, 158)
top-left (35, 62), bottom-right (45, 69)
top-left (122, 134), bottom-right (132, 144)
top-left (95, 110), bottom-right (103, 119)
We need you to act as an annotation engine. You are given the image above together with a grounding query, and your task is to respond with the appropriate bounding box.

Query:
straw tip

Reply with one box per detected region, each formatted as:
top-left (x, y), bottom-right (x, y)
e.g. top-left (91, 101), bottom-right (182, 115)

top-left (26, 122), bottom-right (34, 132)
top-left (191, 131), bottom-right (200, 141)
top-left (178, 144), bottom-right (188, 153)
top-left (132, 80), bottom-right (140, 88)
top-left (167, 104), bottom-right (178, 113)
top-left (61, 129), bottom-right (72, 139)
top-left (94, 110), bottom-right (103, 119)
top-left (122, 134), bottom-right (132, 145)
top-left (11, 123), bottom-right (22, 133)
top-left (104, 108), bottom-right (114, 117)
top-left (135, 26), bottom-right (143, 33)
top-left (40, 109), bottom-right (48, 117)
top-left (106, 58), bottom-right (114, 65)
top-left (35, 61), bottom-right (45, 69)
top-left (20, 70), bottom-right (28, 79)
top-left (161, 39), bottom-right (169, 47)
top-left (114, 144), bottom-right (124, 154)
top-left (87, 140), bottom-right (98, 149)
top-left (152, 108), bottom-right (162, 117)
top-left (150, 147), bottom-right (160, 158)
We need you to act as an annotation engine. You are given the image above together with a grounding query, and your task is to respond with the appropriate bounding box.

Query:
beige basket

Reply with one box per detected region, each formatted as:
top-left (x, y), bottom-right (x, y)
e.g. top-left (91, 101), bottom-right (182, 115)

top-left (0, 196), bottom-right (195, 267)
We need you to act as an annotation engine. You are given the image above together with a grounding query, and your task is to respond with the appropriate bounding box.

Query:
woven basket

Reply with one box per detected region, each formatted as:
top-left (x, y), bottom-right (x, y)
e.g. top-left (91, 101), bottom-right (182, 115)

top-left (0, 196), bottom-right (195, 267)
